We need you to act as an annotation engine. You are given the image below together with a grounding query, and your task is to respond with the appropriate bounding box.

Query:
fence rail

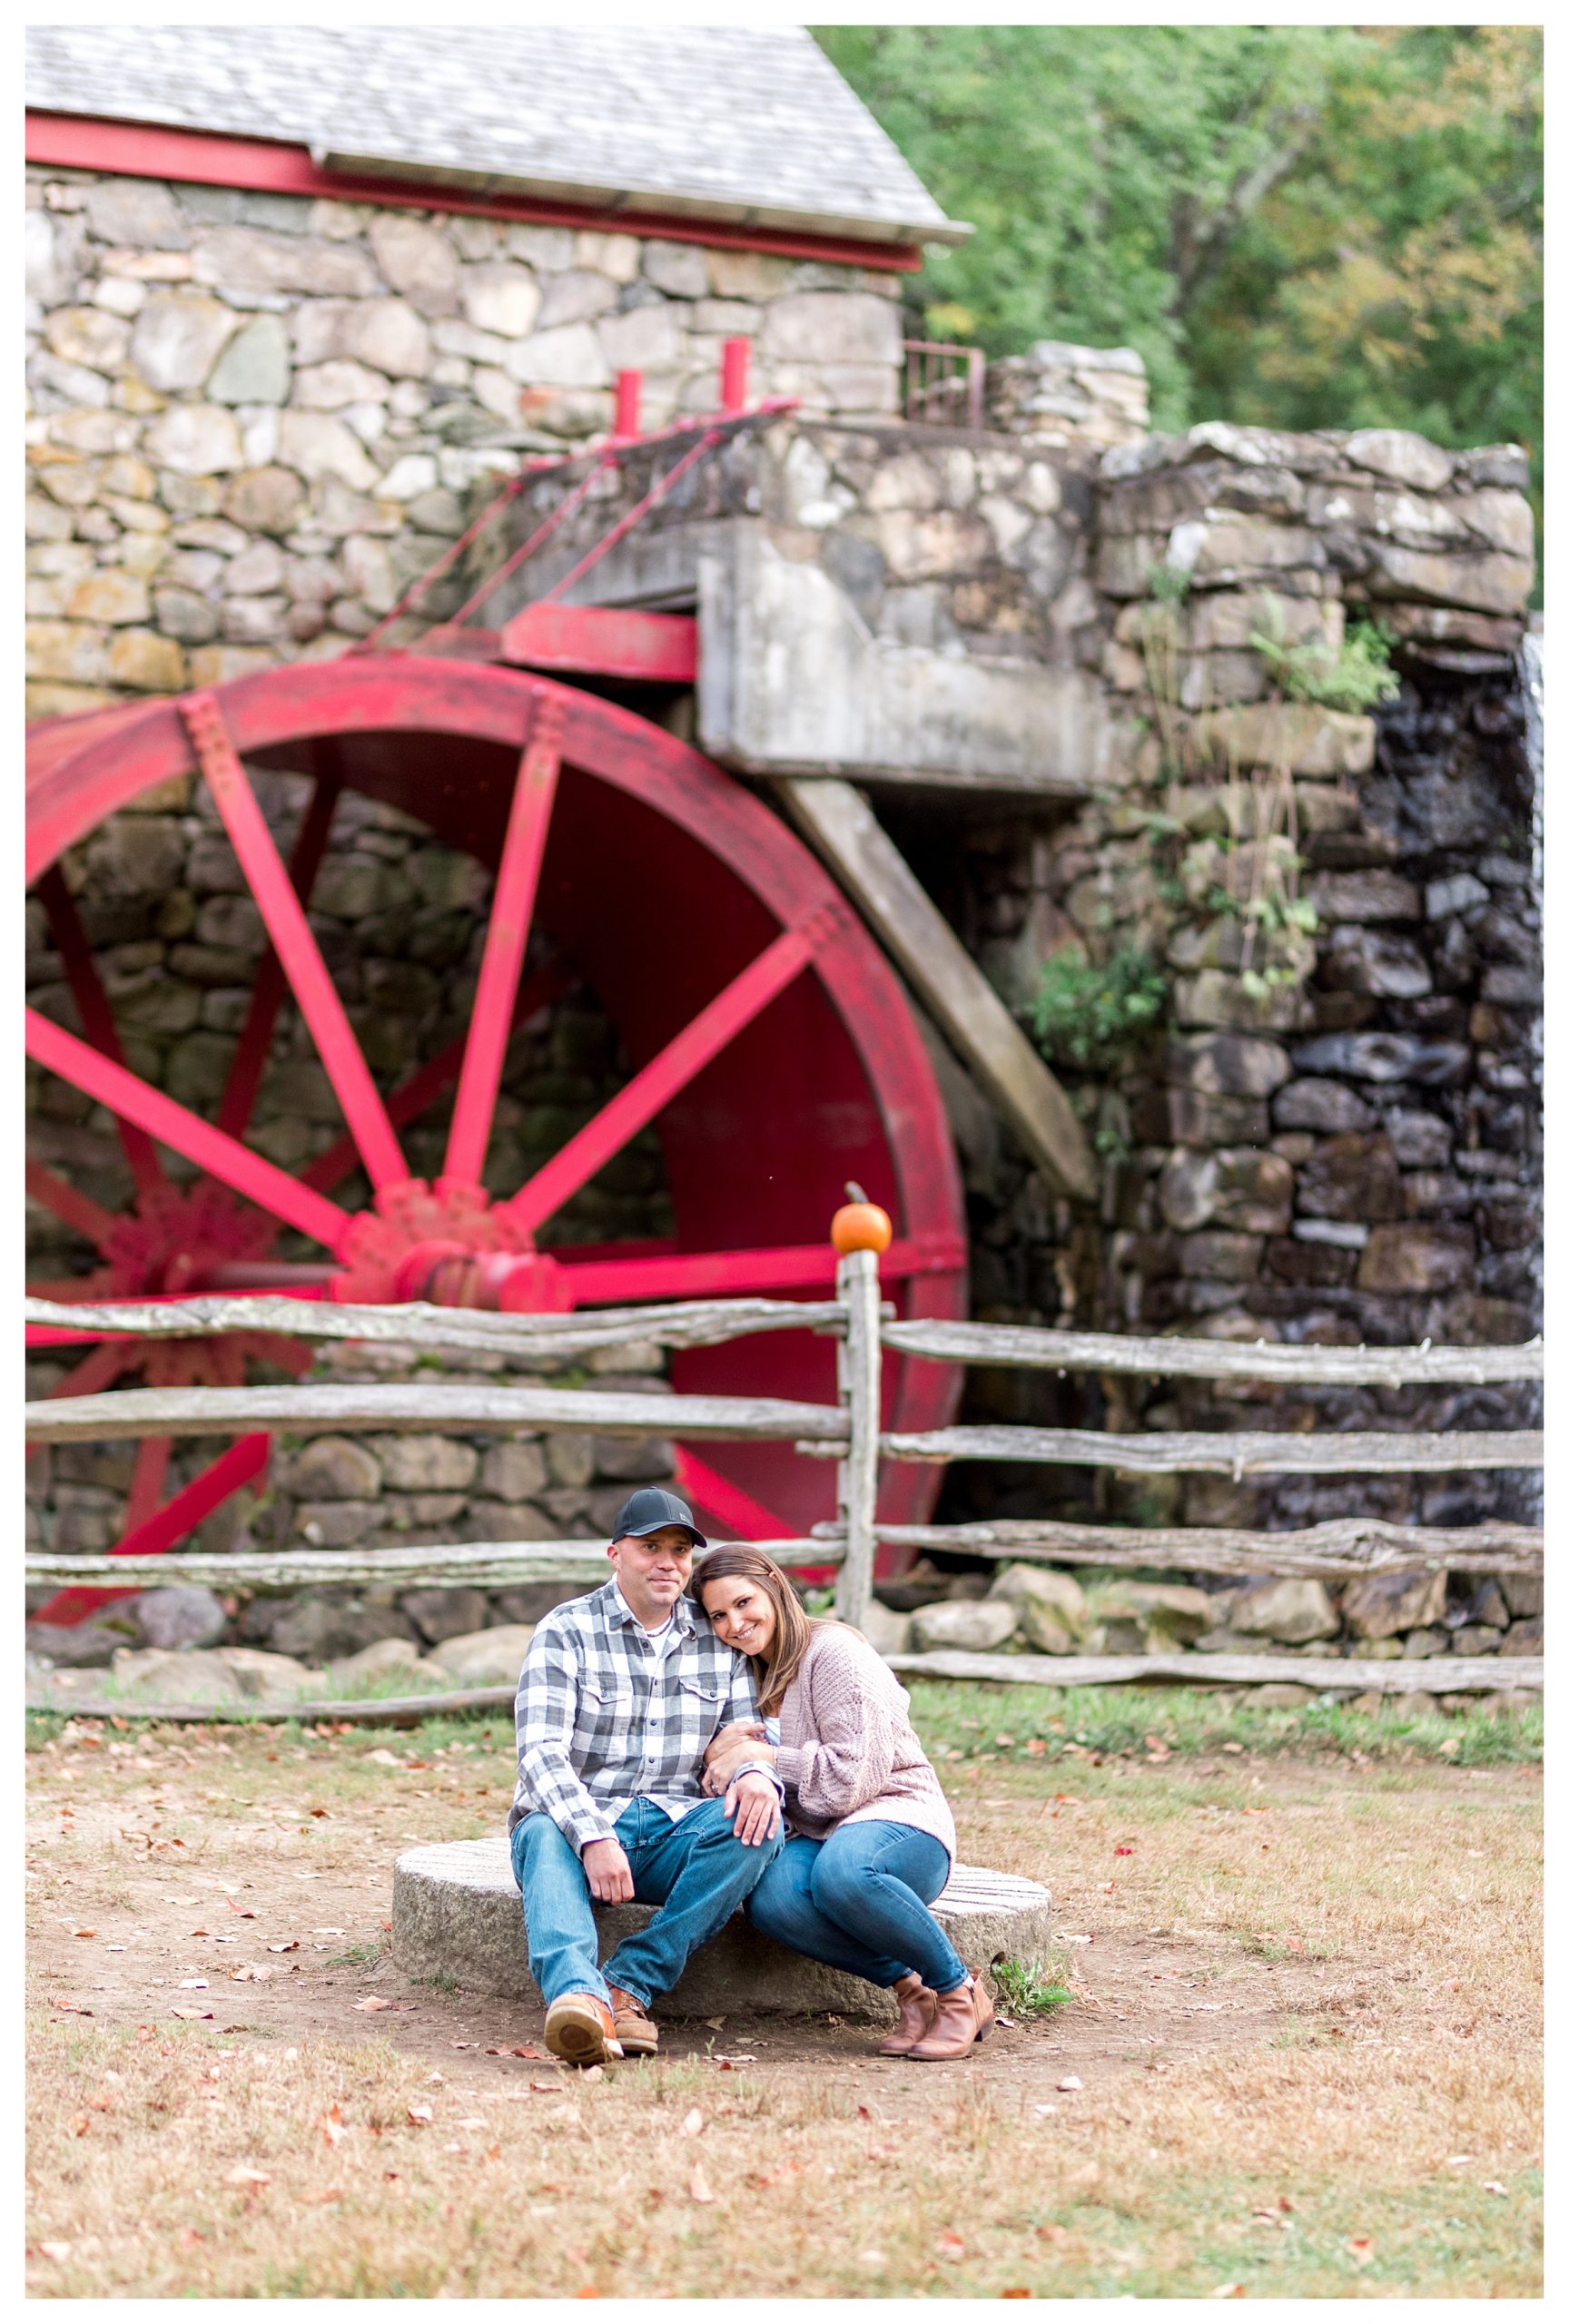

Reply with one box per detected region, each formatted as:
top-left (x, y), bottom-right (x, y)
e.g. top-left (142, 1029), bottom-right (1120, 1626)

top-left (25, 1250), bottom-right (1543, 1695)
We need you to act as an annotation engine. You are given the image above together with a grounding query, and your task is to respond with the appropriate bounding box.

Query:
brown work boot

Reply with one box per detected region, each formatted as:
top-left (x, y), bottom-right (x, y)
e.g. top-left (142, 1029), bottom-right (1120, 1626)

top-left (543, 1991), bottom-right (624, 2067)
top-left (877, 1973), bottom-right (936, 2056)
top-left (908, 1973), bottom-right (995, 2063)
top-left (607, 1984), bottom-right (658, 2056)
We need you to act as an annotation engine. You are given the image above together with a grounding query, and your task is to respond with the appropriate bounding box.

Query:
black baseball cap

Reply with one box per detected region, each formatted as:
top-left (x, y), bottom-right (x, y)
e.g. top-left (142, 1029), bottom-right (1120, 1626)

top-left (610, 1487), bottom-right (706, 1548)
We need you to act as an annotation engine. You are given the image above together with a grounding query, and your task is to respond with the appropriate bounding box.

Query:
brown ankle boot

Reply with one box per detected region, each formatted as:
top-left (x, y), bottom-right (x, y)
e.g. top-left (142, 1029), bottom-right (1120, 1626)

top-left (877, 1973), bottom-right (936, 2056)
top-left (607, 1984), bottom-right (658, 2057)
top-left (908, 1973), bottom-right (994, 2062)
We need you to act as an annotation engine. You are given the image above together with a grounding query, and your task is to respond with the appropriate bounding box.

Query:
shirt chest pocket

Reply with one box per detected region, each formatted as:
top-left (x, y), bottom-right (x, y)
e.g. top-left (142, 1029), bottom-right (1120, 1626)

top-left (577, 1679), bottom-right (636, 1729)
top-left (675, 1676), bottom-right (725, 1735)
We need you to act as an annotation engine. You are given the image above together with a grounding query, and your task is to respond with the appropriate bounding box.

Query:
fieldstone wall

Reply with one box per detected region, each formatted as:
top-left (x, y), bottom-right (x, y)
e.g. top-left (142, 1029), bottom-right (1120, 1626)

top-left (919, 424), bottom-right (1541, 1674)
top-left (25, 162), bottom-right (905, 723)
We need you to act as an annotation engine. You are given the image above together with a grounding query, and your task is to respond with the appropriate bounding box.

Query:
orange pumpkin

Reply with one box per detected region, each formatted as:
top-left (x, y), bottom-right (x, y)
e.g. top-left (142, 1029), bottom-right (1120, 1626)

top-left (831, 1196), bottom-right (893, 1255)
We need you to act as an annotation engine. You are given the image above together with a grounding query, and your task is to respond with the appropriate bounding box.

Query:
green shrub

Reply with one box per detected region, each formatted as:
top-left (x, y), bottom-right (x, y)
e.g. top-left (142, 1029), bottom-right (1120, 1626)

top-left (1031, 944), bottom-right (1168, 1072)
top-left (1249, 603), bottom-right (1401, 713)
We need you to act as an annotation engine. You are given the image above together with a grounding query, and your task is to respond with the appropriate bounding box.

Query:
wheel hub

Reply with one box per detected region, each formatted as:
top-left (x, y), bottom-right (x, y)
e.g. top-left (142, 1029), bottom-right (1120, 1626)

top-left (90, 1182), bottom-right (299, 1386)
top-left (331, 1177), bottom-right (575, 1312)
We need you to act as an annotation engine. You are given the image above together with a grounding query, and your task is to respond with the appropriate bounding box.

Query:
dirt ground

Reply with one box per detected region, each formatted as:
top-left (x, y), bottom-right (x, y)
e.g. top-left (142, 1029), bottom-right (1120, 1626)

top-left (25, 1715), bottom-right (1543, 2297)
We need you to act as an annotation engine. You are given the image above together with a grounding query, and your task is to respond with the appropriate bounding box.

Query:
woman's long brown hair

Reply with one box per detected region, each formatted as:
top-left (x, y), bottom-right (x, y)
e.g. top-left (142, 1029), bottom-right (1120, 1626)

top-left (686, 1543), bottom-right (822, 1718)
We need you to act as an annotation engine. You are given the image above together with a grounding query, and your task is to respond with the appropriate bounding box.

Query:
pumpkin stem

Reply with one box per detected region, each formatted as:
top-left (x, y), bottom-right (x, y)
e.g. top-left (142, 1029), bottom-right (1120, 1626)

top-left (844, 1180), bottom-right (868, 1203)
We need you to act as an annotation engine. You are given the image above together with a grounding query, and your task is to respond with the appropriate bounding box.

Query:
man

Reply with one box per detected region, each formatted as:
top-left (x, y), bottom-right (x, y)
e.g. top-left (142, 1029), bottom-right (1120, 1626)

top-left (509, 1486), bottom-right (784, 2066)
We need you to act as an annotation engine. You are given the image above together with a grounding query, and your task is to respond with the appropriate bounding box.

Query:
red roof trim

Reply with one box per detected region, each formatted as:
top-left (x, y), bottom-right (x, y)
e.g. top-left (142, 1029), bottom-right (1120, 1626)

top-left (26, 110), bottom-right (923, 274)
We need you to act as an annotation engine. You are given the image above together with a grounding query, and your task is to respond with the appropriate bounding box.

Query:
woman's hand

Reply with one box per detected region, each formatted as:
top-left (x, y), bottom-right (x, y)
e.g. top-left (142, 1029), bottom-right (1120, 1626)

top-left (705, 1719), bottom-right (765, 1765)
top-left (724, 1769), bottom-right (782, 1846)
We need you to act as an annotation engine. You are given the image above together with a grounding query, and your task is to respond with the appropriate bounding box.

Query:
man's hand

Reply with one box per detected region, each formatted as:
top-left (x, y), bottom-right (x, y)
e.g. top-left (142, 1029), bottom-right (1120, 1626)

top-left (706, 1729), bottom-right (775, 1795)
top-left (581, 1835), bottom-right (635, 1903)
top-left (724, 1768), bottom-right (782, 1846)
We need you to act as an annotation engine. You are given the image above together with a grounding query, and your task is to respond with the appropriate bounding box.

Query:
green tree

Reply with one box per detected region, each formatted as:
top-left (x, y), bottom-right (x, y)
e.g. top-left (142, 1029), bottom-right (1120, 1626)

top-left (816, 25), bottom-right (1541, 507)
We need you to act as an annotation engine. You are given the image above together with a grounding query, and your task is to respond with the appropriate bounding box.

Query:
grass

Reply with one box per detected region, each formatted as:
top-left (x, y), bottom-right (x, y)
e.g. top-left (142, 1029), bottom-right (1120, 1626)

top-left (25, 1699), bottom-right (1542, 2295)
top-left (992, 1955), bottom-right (1073, 2020)
top-left (904, 1680), bottom-right (1543, 1769)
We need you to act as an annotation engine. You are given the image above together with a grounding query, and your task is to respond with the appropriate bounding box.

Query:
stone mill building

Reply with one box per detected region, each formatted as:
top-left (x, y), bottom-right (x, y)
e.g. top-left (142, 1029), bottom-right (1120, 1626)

top-left (25, 25), bottom-right (1542, 1683)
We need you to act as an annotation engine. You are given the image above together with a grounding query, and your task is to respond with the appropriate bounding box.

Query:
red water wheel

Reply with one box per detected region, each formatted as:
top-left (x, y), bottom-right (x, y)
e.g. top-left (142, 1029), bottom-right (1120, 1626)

top-left (26, 657), bottom-right (966, 1606)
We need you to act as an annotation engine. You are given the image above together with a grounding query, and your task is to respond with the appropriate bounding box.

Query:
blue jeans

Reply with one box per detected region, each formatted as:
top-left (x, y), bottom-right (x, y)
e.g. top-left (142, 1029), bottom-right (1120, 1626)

top-left (746, 1820), bottom-right (967, 1994)
top-left (510, 1797), bottom-right (783, 2011)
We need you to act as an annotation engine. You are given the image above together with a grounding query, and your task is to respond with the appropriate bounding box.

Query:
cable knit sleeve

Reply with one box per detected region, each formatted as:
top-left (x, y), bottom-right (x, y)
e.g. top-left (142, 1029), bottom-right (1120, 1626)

top-left (772, 1630), bottom-right (897, 1822)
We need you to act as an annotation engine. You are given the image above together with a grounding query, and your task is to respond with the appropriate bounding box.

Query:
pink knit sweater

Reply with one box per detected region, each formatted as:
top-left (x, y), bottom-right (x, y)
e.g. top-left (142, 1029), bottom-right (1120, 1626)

top-left (771, 1622), bottom-right (956, 1860)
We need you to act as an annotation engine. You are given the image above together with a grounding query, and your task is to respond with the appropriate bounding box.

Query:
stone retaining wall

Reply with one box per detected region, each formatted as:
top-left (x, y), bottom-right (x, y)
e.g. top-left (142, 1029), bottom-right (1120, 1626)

top-left (26, 162), bottom-right (904, 722)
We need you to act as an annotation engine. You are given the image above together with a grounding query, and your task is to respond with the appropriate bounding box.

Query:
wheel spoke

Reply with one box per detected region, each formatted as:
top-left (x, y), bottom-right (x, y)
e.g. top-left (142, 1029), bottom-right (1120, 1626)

top-left (26, 1008), bottom-right (350, 1252)
top-left (123, 1433), bottom-right (173, 1534)
top-left (501, 915), bottom-right (831, 1240)
top-left (40, 1340), bottom-right (129, 1402)
top-left (25, 1160), bottom-right (118, 1251)
top-left (217, 773), bottom-right (341, 1143)
top-left (555, 1231), bottom-right (960, 1305)
top-left (671, 1446), bottom-right (796, 1544)
top-left (301, 960), bottom-right (575, 1194)
top-left (105, 1434), bottom-right (271, 1560)
top-left (444, 697), bottom-right (563, 1186)
top-left (180, 692), bottom-right (408, 1192)
top-left (36, 867), bottom-right (163, 1195)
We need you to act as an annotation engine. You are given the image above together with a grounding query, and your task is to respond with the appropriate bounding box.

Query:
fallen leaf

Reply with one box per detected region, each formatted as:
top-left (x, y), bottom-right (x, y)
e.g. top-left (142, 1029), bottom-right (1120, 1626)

top-left (38, 2242), bottom-right (72, 2261)
top-left (857, 2103), bottom-right (873, 2122)
top-left (355, 1997), bottom-right (392, 2014)
top-left (313, 1927), bottom-right (348, 1938)
top-left (308, 1807), bottom-right (331, 1819)
top-left (1114, 1846), bottom-right (1134, 1856)
top-left (529, 2081), bottom-right (562, 2093)
top-left (996, 2014), bottom-right (1018, 2029)
top-left (688, 2164), bottom-right (715, 2203)
top-left (1033, 2103), bottom-right (1058, 2117)
top-left (406, 2103), bottom-right (434, 2126)
top-left (1001, 2290), bottom-right (1033, 2299)
top-left (366, 1749), bottom-right (404, 1767)
top-left (1286, 1936), bottom-right (1304, 1954)
top-left (1484, 2181), bottom-right (1506, 2196)
top-left (1037, 2224), bottom-right (1070, 2246)
top-left (266, 1941), bottom-right (300, 1954)
top-left (171, 2007), bottom-right (212, 2021)
top-left (85, 2092), bottom-right (113, 2112)
top-left (177, 1978), bottom-right (209, 1991)
top-left (1347, 2238), bottom-right (1375, 2264)
top-left (48, 1998), bottom-right (92, 2015)
top-left (1057, 2075), bottom-right (1083, 2093)
top-left (711, 2054), bottom-right (755, 2067)
top-left (224, 1899), bottom-right (256, 1919)
top-left (1211, 2284), bottom-right (1246, 2298)
top-left (705, 2015), bottom-right (725, 2031)
top-left (68, 2113), bottom-right (89, 2138)
top-left (225, 2165), bottom-right (271, 2189)
top-left (680, 2108), bottom-right (704, 2137)
top-left (935, 2230), bottom-right (965, 2260)
top-left (69, 1928), bottom-right (96, 1939)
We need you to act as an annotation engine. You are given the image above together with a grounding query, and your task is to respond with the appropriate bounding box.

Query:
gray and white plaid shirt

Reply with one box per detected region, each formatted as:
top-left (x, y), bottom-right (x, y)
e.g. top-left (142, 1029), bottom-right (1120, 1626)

top-left (508, 1581), bottom-right (766, 1852)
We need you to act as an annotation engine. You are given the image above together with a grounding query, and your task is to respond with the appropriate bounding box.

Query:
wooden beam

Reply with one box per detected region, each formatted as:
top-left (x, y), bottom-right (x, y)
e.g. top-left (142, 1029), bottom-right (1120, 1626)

top-left (870, 1516), bottom-right (1542, 1578)
top-left (25, 1292), bottom-right (850, 1362)
top-left (880, 1317), bottom-right (1544, 1388)
top-left (25, 1382), bottom-right (851, 1447)
top-left (25, 1538), bottom-right (839, 1592)
top-left (878, 1424), bottom-right (1543, 1474)
top-left (775, 777), bottom-right (1097, 1200)
top-left (887, 1649), bottom-right (1542, 1694)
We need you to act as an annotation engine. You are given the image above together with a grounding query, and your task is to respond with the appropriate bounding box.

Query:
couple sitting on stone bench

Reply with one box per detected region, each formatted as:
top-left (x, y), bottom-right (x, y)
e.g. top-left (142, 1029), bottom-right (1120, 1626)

top-left (510, 1488), bottom-right (992, 2067)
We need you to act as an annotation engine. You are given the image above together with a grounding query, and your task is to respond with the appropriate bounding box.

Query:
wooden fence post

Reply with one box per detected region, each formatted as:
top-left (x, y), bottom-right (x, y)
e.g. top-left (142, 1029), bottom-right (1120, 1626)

top-left (834, 1241), bottom-right (883, 1629)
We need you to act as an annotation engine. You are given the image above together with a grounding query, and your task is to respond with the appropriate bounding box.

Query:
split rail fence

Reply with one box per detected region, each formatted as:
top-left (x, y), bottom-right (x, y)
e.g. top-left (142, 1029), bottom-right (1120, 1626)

top-left (25, 1245), bottom-right (1543, 1718)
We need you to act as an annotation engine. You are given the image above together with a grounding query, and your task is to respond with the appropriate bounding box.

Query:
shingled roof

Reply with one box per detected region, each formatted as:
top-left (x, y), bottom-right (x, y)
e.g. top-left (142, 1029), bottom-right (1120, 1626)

top-left (25, 23), bottom-right (962, 249)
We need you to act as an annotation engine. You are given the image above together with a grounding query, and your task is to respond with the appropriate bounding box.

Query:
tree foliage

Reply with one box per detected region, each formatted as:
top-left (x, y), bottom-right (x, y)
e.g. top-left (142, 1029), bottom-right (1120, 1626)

top-left (815, 24), bottom-right (1541, 487)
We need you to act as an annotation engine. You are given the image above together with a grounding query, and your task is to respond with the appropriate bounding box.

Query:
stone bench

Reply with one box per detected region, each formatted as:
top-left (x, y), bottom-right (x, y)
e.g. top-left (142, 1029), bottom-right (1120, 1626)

top-left (392, 1836), bottom-right (1051, 2020)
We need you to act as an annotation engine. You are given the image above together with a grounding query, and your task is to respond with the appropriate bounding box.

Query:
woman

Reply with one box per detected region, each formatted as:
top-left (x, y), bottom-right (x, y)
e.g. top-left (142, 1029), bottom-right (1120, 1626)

top-left (689, 1543), bottom-right (993, 2061)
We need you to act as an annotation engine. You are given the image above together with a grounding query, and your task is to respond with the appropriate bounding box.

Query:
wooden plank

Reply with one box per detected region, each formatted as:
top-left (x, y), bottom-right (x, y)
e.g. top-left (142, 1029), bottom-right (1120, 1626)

top-left (25, 1685), bottom-right (519, 1728)
top-left (871, 1517), bottom-right (1543, 1578)
top-left (834, 1246), bottom-right (882, 1629)
top-left (775, 777), bottom-right (1096, 1200)
top-left (25, 1292), bottom-right (849, 1360)
top-left (25, 1382), bottom-right (851, 1447)
top-left (25, 1538), bottom-right (840, 1592)
top-left (878, 1423), bottom-right (1543, 1474)
top-left (887, 1649), bottom-right (1542, 1694)
top-left (881, 1317), bottom-right (1544, 1387)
